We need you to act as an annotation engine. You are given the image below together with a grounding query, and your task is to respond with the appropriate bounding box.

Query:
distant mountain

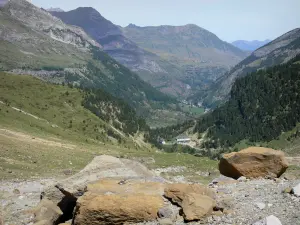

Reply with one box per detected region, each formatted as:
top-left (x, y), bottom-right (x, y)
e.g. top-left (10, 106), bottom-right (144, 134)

top-left (191, 28), bottom-right (300, 107)
top-left (123, 24), bottom-right (248, 92)
top-left (50, 8), bottom-right (187, 98)
top-left (47, 7), bottom-right (64, 12)
top-left (232, 39), bottom-right (271, 51)
top-left (0, 0), bottom-right (180, 125)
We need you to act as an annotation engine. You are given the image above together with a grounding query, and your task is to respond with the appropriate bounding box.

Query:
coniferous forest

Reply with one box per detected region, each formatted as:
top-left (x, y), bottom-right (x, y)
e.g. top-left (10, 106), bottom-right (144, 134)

top-left (195, 54), bottom-right (300, 148)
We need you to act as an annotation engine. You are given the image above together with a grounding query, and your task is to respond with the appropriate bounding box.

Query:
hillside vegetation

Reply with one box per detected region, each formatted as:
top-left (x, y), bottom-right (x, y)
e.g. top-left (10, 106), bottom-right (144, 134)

top-left (0, 72), bottom-right (146, 143)
top-left (0, 73), bottom-right (217, 181)
top-left (195, 55), bottom-right (300, 154)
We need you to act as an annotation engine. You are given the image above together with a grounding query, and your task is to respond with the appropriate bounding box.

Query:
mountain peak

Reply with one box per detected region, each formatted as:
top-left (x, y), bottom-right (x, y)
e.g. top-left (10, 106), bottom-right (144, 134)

top-left (47, 7), bottom-right (64, 12)
top-left (126, 23), bottom-right (139, 28)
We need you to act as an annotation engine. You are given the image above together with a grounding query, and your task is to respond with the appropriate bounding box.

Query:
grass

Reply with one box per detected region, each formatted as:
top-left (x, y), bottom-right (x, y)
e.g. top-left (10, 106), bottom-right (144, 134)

top-left (180, 104), bottom-right (205, 116)
top-left (232, 124), bottom-right (300, 157)
top-left (0, 73), bottom-right (218, 182)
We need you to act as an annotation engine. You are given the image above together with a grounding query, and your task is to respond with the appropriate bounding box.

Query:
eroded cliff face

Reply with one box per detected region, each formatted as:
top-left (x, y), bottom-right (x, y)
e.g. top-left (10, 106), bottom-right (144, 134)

top-left (2, 0), bottom-right (100, 50)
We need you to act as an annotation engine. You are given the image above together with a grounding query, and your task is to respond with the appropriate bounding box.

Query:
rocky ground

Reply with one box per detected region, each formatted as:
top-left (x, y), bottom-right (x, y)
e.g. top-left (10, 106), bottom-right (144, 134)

top-left (0, 151), bottom-right (300, 225)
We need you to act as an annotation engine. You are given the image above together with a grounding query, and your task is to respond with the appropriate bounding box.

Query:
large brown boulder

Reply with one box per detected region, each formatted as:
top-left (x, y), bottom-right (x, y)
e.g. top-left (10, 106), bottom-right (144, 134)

top-left (164, 183), bottom-right (216, 221)
top-left (45, 155), bottom-right (158, 204)
top-left (74, 193), bottom-right (164, 225)
top-left (219, 147), bottom-right (288, 179)
top-left (73, 178), bottom-right (166, 225)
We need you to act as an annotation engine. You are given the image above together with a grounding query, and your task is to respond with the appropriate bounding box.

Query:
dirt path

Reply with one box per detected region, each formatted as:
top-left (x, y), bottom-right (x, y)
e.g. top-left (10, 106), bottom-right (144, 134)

top-left (0, 129), bottom-right (76, 149)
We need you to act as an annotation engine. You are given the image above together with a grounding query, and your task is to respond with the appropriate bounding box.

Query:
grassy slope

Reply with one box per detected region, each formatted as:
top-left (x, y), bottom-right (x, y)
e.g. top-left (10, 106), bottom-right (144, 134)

top-left (0, 73), bottom-right (217, 183)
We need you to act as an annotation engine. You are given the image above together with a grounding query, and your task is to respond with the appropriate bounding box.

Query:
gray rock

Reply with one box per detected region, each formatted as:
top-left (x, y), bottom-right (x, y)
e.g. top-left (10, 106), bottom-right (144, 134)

top-left (292, 183), bottom-right (300, 197)
top-left (238, 176), bottom-right (247, 182)
top-left (158, 207), bottom-right (174, 219)
top-left (255, 202), bottom-right (266, 210)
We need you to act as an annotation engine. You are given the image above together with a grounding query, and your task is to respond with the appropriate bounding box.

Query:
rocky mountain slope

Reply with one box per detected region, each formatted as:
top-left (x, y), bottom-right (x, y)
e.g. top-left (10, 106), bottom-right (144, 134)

top-left (0, 0), bottom-right (183, 125)
top-left (232, 39), bottom-right (271, 51)
top-left (50, 7), bottom-right (188, 97)
top-left (123, 24), bottom-right (248, 91)
top-left (200, 28), bottom-right (300, 106)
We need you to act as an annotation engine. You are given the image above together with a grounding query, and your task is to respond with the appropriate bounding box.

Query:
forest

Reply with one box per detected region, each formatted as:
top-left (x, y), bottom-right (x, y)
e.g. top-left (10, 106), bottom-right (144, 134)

top-left (195, 54), bottom-right (300, 148)
top-left (82, 88), bottom-right (149, 136)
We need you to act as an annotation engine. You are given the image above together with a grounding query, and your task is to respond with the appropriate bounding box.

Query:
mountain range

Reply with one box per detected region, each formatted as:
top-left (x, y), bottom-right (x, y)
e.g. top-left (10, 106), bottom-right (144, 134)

top-left (231, 39), bottom-right (271, 51)
top-left (50, 8), bottom-right (247, 98)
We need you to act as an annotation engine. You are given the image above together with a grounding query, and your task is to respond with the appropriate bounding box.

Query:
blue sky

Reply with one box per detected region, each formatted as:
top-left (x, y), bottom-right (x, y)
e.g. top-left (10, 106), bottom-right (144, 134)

top-left (32, 0), bottom-right (300, 42)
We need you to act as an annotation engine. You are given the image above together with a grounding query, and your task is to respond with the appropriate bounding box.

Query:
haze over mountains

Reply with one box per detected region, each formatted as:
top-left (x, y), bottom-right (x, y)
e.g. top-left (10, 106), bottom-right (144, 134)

top-left (232, 39), bottom-right (271, 51)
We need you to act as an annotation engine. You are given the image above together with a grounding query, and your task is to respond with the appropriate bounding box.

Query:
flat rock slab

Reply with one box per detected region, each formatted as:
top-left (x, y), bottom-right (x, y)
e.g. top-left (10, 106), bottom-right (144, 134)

top-left (74, 193), bottom-right (164, 225)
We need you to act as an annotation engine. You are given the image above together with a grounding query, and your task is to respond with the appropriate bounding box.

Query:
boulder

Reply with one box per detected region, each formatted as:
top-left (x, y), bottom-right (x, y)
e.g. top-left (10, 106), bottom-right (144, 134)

top-left (45, 155), bottom-right (158, 204)
top-left (292, 183), bottom-right (300, 197)
top-left (33, 199), bottom-right (63, 225)
top-left (219, 147), bottom-right (288, 179)
top-left (164, 183), bottom-right (215, 205)
top-left (73, 193), bottom-right (164, 225)
top-left (43, 156), bottom-right (164, 222)
top-left (164, 183), bottom-right (216, 221)
top-left (181, 193), bottom-right (215, 221)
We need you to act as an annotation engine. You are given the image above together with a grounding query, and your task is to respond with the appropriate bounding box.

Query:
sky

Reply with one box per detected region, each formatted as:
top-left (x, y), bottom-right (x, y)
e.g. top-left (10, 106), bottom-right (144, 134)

top-left (32, 0), bottom-right (300, 42)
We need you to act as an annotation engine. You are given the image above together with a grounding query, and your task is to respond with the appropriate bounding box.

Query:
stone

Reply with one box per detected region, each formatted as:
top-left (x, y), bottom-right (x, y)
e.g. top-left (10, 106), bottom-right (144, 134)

top-left (283, 174), bottom-right (296, 180)
top-left (164, 183), bottom-right (215, 205)
top-left (33, 199), bottom-right (63, 224)
top-left (292, 183), bottom-right (300, 197)
top-left (158, 206), bottom-right (175, 219)
top-left (238, 176), bottom-right (247, 182)
top-left (13, 189), bottom-right (21, 195)
top-left (181, 193), bottom-right (216, 221)
top-left (219, 147), bottom-right (288, 179)
top-left (164, 184), bottom-right (216, 221)
top-left (216, 196), bottom-right (234, 211)
top-left (43, 156), bottom-right (163, 221)
top-left (255, 202), bottom-right (266, 210)
top-left (73, 193), bottom-right (164, 225)
top-left (45, 155), bottom-right (158, 204)
top-left (253, 215), bottom-right (282, 225)
top-left (283, 187), bottom-right (292, 194)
